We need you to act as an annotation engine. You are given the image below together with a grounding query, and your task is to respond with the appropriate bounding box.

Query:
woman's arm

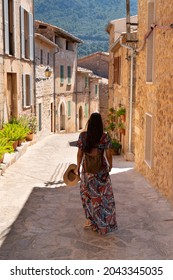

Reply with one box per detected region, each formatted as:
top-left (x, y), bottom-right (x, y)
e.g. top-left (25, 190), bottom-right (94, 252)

top-left (105, 148), bottom-right (112, 172)
top-left (75, 148), bottom-right (84, 175)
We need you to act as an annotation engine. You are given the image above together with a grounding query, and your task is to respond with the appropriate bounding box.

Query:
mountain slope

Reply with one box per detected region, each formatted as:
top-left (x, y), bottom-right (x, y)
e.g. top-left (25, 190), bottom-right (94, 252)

top-left (34, 0), bottom-right (138, 57)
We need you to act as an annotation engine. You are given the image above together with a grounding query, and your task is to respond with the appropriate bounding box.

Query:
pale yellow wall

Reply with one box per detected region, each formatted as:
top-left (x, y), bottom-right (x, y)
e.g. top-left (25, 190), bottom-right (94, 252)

top-left (55, 48), bottom-right (77, 94)
top-left (2, 0), bottom-right (34, 124)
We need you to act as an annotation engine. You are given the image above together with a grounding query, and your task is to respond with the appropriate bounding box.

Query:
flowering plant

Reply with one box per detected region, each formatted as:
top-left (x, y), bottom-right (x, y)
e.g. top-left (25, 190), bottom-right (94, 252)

top-left (18, 114), bottom-right (37, 134)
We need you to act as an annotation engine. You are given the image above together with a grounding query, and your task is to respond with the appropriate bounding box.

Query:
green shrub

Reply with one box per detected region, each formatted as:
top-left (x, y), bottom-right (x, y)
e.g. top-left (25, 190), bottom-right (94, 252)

top-left (18, 114), bottom-right (37, 134)
top-left (2, 123), bottom-right (30, 142)
top-left (0, 137), bottom-right (14, 158)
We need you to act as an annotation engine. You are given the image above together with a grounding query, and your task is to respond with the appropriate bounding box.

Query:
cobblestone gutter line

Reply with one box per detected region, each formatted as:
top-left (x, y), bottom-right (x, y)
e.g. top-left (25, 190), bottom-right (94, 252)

top-left (0, 138), bottom-right (37, 176)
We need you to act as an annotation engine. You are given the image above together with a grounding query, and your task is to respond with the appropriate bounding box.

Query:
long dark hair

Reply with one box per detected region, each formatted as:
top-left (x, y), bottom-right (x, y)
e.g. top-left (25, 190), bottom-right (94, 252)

top-left (84, 112), bottom-right (103, 153)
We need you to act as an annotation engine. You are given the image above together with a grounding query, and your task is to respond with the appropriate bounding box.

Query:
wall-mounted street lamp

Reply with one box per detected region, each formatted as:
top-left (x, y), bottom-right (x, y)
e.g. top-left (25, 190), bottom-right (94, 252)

top-left (45, 66), bottom-right (52, 78)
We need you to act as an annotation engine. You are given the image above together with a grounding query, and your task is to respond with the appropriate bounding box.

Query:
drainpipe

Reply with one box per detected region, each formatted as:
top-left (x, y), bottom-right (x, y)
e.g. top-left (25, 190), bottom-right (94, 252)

top-left (120, 37), bottom-right (134, 156)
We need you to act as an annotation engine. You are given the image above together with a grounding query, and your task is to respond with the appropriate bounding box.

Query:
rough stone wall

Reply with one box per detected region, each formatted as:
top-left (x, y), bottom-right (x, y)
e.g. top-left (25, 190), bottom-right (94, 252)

top-left (0, 4), bottom-right (3, 127)
top-left (89, 78), bottom-right (100, 114)
top-left (135, 0), bottom-right (173, 199)
top-left (99, 79), bottom-right (108, 128)
top-left (76, 72), bottom-right (100, 131)
top-left (108, 23), bottom-right (136, 157)
top-left (35, 22), bottom-right (55, 43)
top-left (35, 37), bottom-right (54, 135)
top-left (78, 53), bottom-right (109, 79)
top-left (35, 21), bottom-right (79, 134)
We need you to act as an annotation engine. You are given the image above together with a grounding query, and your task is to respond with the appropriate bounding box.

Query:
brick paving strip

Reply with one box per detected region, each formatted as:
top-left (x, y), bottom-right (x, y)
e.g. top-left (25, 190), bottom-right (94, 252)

top-left (0, 133), bottom-right (173, 259)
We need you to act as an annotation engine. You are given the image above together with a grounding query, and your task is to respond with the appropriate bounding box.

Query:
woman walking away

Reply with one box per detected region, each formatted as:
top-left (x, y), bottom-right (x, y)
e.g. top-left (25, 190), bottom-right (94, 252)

top-left (75, 112), bottom-right (118, 235)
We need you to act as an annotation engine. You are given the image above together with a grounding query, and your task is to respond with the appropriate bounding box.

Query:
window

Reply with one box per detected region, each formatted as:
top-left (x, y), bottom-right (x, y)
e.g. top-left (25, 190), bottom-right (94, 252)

top-left (40, 49), bottom-right (43, 64)
top-left (55, 36), bottom-right (64, 48)
top-left (38, 103), bottom-right (42, 131)
top-left (95, 84), bottom-right (99, 95)
top-left (68, 101), bottom-right (71, 117)
top-left (22, 74), bottom-right (33, 107)
top-left (146, 0), bottom-right (155, 82)
top-left (145, 113), bottom-right (153, 168)
top-left (67, 66), bottom-right (71, 84)
top-left (66, 40), bottom-right (74, 51)
top-left (4, 0), bottom-right (15, 55)
top-left (60, 65), bottom-right (64, 84)
top-left (114, 56), bottom-right (121, 85)
top-left (21, 6), bottom-right (33, 60)
top-left (85, 103), bottom-right (88, 118)
top-left (47, 52), bottom-right (50, 65)
top-left (85, 76), bottom-right (89, 88)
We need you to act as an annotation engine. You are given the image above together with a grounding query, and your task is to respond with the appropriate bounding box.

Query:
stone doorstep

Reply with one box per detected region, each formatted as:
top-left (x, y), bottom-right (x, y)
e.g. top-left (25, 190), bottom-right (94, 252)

top-left (0, 138), bottom-right (37, 176)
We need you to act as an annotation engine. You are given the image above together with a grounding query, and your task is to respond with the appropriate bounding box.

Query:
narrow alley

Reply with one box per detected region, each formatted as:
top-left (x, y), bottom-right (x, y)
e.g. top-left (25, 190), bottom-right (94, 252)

top-left (0, 133), bottom-right (173, 260)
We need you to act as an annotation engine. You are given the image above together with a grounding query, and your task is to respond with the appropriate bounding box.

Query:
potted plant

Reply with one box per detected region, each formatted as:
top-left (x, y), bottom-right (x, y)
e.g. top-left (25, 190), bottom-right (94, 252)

top-left (16, 125), bottom-right (30, 146)
top-left (19, 114), bottom-right (37, 141)
top-left (0, 137), bottom-right (14, 163)
top-left (1, 123), bottom-right (20, 150)
top-left (106, 107), bottom-right (117, 138)
top-left (105, 108), bottom-right (122, 155)
top-left (117, 107), bottom-right (126, 121)
top-left (117, 121), bottom-right (125, 135)
top-left (111, 139), bottom-right (122, 155)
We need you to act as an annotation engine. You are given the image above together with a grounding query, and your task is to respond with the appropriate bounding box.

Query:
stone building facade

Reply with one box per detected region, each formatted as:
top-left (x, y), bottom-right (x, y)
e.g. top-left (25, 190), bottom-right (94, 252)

top-left (0, 2), bottom-right (3, 125)
top-left (96, 78), bottom-right (108, 127)
top-left (0, 0), bottom-right (34, 127)
top-left (76, 67), bottom-right (100, 131)
top-left (35, 20), bottom-right (82, 133)
top-left (78, 52), bottom-right (109, 79)
top-left (35, 33), bottom-right (57, 136)
top-left (78, 52), bottom-right (109, 127)
top-left (107, 16), bottom-right (137, 159)
top-left (135, 0), bottom-right (173, 199)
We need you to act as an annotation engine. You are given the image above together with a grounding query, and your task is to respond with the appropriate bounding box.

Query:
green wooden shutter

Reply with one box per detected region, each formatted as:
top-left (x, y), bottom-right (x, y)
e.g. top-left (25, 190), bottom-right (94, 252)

top-left (95, 84), bottom-right (98, 95)
top-left (39, 103), bottom-right (42, 131)
top-left (68, 101), bottom-right (71, 117)
top-left (67, 66), bottom-right (71, 84)
top-left (85, 76), bottom-right (88, 88)
top-left (85, 103), bottom-right (88, 117)
top-left (60, 65), bottom-right (64, 83)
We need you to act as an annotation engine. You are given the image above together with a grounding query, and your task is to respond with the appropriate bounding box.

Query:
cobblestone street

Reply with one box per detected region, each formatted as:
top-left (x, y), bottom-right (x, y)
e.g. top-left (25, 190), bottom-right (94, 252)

top-left (0, 133), bottom-right (173, 260)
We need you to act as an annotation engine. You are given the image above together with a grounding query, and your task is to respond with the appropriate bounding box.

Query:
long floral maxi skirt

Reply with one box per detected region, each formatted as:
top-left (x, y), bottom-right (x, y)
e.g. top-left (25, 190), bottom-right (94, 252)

top-left (80, 170), bottom-right (118, 235)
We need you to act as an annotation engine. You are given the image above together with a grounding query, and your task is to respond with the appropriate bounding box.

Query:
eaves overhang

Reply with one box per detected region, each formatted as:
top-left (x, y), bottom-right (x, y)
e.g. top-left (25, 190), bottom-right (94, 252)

top-left (35, 20), bottom-right (83, 44)
top-left (35, 33), bottom-right (58, 48)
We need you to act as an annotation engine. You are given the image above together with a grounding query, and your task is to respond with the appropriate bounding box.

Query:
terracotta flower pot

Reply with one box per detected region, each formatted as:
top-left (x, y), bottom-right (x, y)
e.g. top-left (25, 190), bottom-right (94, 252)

top-left (120, 114), bottom-right (126, 122)
top-left (13, 140), bottom-right (18, 150)
top-left (26, 133), bottom-right (34, 141)
top-left (120, 128), bottom-right (125, 135)
top-left (0, 154), bottom-right (4, 163)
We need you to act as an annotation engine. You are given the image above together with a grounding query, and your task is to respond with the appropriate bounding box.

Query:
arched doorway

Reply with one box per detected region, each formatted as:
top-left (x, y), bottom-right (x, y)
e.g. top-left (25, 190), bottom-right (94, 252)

top-left (79, 106), bottom-right (83, 130)
top-left (60, 103), bottom-right (65, 131)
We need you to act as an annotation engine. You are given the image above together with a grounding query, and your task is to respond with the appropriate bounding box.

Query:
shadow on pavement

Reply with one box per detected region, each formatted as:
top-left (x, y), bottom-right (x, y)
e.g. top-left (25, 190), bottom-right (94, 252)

top-left (0, 168), bottom-right (173, 260)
